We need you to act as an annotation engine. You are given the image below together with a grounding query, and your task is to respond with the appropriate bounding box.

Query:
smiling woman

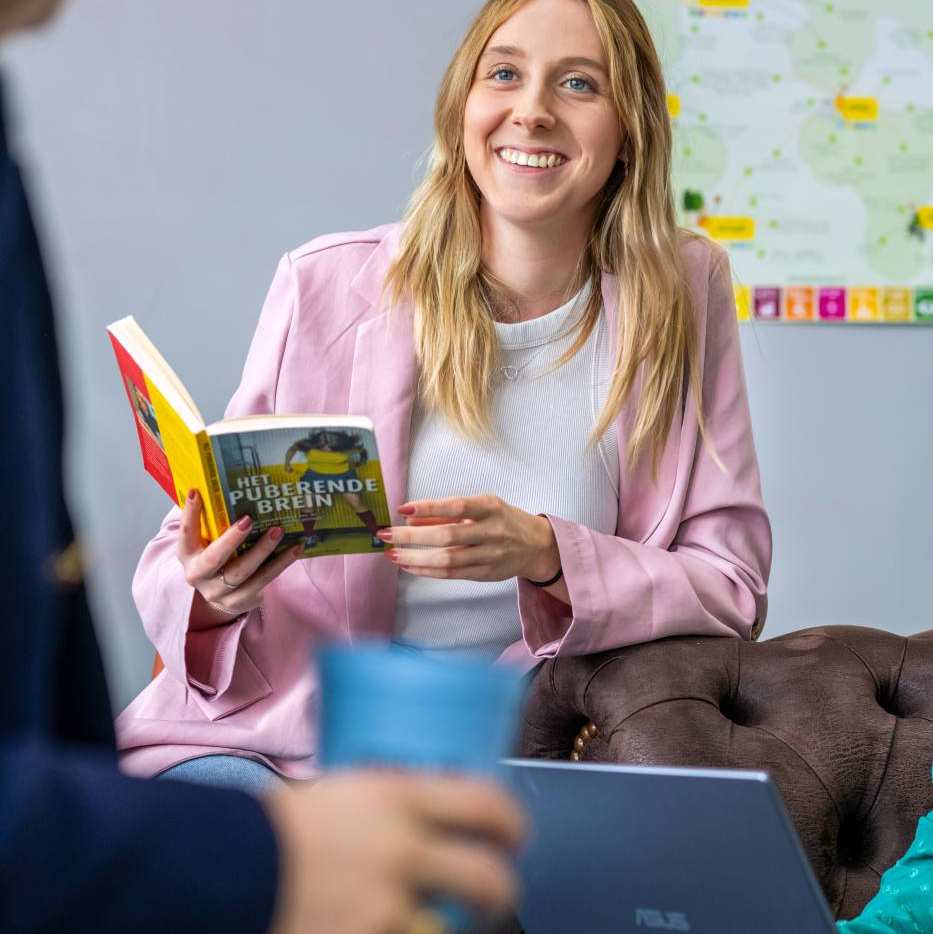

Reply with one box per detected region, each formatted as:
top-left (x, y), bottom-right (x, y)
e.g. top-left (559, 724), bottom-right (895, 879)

top-left (115, 0), bottom-right (772, 790)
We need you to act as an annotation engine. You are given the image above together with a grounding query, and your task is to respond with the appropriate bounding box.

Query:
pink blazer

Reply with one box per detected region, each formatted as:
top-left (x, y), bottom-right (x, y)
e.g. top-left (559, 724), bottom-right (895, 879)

top-left (116, 222), bottom-right (772, 779)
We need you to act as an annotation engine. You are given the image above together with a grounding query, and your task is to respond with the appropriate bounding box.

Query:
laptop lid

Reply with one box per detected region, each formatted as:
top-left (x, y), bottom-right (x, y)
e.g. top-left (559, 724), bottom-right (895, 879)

top-left (502, 759), bottom-right (837, 934)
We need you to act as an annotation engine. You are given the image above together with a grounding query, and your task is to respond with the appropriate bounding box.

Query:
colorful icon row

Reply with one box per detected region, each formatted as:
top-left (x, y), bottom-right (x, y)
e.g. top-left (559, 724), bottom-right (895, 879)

top-left (735, 286), bottom-right (933, 323)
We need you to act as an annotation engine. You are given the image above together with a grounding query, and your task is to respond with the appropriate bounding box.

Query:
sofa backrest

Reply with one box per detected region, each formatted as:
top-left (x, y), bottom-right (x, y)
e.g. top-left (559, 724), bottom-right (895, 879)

top-left (519, 625), bottom-right (933, 920)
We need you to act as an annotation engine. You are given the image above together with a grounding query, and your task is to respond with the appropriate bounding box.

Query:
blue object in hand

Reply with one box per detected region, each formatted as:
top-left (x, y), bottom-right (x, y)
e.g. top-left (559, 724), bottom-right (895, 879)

top-left (317, 643), bottom-right (527, 932)
top-left (318, 642), bottom-right (525, 775)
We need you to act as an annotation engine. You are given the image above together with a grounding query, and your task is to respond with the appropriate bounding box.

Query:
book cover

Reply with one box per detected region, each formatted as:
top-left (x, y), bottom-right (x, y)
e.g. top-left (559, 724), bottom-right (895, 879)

top-left (211, 424), bottom-right (390, 558)
top-left (108, 315), bottom-right (390, 559)
top-left (108, 329), bottom-right (226, 540)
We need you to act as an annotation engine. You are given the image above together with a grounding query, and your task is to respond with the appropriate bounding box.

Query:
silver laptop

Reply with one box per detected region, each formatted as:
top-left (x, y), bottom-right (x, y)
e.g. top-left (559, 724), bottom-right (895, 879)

top-left (502, 759), bottom-right (838, 934)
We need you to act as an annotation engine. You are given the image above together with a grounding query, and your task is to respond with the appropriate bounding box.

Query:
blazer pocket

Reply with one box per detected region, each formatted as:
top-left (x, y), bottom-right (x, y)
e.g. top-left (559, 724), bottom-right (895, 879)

top-left (188, 641), bottom-right (273, 722)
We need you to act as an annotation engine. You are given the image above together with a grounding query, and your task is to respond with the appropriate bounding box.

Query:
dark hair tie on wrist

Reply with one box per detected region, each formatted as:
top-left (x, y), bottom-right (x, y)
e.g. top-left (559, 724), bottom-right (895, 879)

top-left (527, 566), bottom-right (563, 588)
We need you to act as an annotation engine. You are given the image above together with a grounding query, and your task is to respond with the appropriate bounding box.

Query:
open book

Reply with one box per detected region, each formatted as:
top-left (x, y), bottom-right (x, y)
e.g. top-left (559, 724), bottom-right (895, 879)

top-left (107, 316), bottom-right (390, 558)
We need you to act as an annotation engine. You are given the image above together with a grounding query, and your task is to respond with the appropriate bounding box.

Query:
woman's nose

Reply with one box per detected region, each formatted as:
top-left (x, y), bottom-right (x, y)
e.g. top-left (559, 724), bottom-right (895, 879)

top-left (510, 84), bottom-right (556, 132)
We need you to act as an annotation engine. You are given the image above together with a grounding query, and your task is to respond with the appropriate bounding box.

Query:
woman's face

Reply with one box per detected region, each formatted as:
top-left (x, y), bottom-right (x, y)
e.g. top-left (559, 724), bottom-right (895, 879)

top-left (463, 0), bottom-right (623, 231)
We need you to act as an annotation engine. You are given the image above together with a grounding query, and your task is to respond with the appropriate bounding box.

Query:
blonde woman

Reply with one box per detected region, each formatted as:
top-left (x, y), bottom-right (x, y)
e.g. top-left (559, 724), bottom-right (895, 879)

top-left (117, 0), bottom-right (772, 790)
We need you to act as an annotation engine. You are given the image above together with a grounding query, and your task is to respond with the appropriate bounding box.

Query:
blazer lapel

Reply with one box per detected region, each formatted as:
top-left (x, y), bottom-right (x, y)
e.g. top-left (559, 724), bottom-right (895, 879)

top-left (600, 271), bottom-right (684, 545)
top-left (341, 229), bottom-right (415, 641)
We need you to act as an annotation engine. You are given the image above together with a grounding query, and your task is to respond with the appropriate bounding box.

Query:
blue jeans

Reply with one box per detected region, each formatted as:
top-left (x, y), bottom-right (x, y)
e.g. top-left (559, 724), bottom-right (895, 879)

top-left (158, 755), bottom-right (286, 796)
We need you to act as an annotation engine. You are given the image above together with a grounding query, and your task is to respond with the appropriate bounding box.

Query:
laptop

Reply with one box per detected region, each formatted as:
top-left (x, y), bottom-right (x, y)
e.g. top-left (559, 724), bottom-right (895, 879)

top-left (502, 759), bottom-right (838, 934)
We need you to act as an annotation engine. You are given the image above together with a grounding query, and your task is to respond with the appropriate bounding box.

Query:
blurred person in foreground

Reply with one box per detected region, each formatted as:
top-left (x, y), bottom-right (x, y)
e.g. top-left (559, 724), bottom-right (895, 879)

top-left (0, 2), bottom-right (524, 932)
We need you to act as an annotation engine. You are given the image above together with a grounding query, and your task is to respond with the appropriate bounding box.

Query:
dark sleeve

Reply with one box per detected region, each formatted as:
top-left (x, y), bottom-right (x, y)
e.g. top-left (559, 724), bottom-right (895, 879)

top-left (0, 740), bottom-right (280, 934)
top-left (0, 81), bottom-right (278, 934)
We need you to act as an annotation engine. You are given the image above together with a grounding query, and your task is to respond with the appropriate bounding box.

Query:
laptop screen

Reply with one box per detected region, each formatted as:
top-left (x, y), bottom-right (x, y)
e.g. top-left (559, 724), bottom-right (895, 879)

top-left (503, 759), bottom-right (837, 934)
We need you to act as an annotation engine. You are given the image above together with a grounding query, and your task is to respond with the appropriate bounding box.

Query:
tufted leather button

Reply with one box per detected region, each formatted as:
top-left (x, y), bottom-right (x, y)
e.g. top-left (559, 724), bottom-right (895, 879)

top-left (876, 686), bottom-right (904, 719)
top-left (719, 694), bottom-right (753, 728)
top-left (836, 816), bottom-right (874, 871)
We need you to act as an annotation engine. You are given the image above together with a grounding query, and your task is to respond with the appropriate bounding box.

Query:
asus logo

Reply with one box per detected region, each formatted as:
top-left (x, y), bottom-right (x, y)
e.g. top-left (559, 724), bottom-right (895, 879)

top-left (635, 909), bottom-right (691, 931)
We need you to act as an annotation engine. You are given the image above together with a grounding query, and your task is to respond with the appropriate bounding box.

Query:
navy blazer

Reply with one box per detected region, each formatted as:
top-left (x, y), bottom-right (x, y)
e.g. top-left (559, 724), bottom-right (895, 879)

top-left (0, 77), bottom-right (278, 933)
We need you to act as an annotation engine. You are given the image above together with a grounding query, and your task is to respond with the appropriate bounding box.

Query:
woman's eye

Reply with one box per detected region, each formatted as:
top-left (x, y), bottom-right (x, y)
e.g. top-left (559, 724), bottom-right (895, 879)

top-left (492, 68), bottom-right (516, 82)
top-left (565, 75), bottom-right (593, 93)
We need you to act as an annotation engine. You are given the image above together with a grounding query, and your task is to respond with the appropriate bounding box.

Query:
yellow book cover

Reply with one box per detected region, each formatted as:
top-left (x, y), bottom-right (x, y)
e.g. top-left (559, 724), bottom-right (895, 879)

top-left (107, 317), bottom-right (390, 558)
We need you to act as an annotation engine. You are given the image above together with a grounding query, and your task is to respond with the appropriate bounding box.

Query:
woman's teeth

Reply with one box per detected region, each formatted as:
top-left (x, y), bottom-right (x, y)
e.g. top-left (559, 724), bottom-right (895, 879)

top-left (496, 148), bottom-right (565, 169)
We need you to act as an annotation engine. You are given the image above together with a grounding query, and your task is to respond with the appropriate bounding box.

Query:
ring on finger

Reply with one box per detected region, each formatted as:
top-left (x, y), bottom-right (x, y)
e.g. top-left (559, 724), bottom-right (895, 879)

top-left (217, 566), bottom-right (238, 590)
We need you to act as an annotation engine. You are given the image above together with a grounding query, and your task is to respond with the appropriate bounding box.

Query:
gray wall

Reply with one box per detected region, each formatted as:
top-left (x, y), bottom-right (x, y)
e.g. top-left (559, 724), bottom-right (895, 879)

top-left (3, 2), bottom-right (930, 712)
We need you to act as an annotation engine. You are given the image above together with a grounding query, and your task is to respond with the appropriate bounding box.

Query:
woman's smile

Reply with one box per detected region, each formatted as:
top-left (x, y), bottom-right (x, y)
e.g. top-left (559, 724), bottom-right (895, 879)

top-left (494, 146), bottom-right (568, 173)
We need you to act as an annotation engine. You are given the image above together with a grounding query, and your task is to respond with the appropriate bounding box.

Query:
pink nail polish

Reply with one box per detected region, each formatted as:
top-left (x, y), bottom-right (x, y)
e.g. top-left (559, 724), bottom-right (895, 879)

top-left (237, 515), bottom-right (252, 530)
top-left (376, 529), bottom-right (392, 542)
top-left (398, 505), bottom-right (415, 516)
top-left (269, 526), bottom-right (284, 542)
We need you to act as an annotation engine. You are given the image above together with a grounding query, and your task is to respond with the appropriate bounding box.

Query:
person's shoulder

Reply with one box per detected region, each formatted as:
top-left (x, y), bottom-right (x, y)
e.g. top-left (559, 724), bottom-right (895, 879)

top-left (286, 221), bottom-right (401, 277)
top-left (677, 229), bottom-right (729, 280)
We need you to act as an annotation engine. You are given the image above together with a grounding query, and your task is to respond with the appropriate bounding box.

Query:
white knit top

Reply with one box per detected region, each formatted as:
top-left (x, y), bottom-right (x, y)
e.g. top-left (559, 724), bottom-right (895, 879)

top-left (392, 283), bottom-right (620, 659)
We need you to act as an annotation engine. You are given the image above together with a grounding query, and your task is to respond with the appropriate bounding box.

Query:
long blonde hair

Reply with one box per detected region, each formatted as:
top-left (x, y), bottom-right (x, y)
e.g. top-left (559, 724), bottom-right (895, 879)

top-left (383, 0), bottom-right (706, 477)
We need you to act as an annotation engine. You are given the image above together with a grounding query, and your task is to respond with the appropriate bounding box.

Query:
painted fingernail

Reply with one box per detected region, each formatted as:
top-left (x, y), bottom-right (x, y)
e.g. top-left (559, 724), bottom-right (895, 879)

top-left (187, 489), bottom-right (198, 502)
top-left (398, 505), bottom-right (415, 516)
top-left (237, 515), bottom-right (253, 530)
top-left (291, 545), bottom-right (303, 558)
top-left (387, 549), bottom-right (399, 562)
top-left (269, 526), bottom-right (284, 542)
top-left (376, 529), bottom-right (392, 542)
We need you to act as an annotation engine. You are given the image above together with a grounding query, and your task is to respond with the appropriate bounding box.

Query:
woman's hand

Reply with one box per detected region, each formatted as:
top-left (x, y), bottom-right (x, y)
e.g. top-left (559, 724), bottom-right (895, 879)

top-left (177, 490), bottom-right (302, 627)
top-left (377, 495), bottom-right (561, 584)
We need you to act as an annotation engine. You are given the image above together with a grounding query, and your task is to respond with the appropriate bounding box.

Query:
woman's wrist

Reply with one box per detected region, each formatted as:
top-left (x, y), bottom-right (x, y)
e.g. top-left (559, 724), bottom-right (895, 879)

top-left (190, 589), bottom-right (243, 629)
top-left (523, 515), bottom-right (561, 584)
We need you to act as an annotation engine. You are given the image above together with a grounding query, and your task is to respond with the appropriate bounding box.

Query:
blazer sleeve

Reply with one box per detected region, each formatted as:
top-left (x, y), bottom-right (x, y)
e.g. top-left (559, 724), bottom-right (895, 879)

top-left (0, 740), bottom-right (278, 934)
top-left (132, 254), bottom-right (297, 718)
top-left (516, 250), bottom-right (772, 657)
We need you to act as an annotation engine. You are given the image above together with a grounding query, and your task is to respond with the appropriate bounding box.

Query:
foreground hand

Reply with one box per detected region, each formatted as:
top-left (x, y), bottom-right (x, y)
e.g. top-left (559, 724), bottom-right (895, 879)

top-left (177, 490), bottom-right (301, 624)
top-left (377, 495), bottom-right (560, 583)
top-left (265, 771), bottom-right (525, 934)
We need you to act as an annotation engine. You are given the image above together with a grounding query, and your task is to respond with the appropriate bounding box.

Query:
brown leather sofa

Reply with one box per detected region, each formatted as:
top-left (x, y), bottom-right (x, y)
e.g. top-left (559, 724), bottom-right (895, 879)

top-left (519, 625), bottom-right (933, 922)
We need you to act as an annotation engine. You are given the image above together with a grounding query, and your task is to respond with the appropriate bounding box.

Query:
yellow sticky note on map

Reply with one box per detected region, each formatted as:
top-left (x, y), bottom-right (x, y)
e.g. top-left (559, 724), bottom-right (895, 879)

top-left (835, 96), bottom-right (879, 123)
top-left (699, 216), bottom-right (756, 242)
top-left (734, 285), bottom-right (751, 321)
top-left (698, 0), bottom-right (749, 8)
top-left (917, 207), bottom-right (933, 230)
top-left (667, 94), bottom-right (681, 119)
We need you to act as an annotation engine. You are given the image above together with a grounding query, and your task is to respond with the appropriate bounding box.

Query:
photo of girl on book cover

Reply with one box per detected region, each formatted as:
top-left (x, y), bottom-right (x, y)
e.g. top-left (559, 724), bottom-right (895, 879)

top-left (282, 429), bottom-right (383, 549)
top-left (211, 425), bottom-right (390, 558)
top-left (125, 376), bottom-right (165, 451)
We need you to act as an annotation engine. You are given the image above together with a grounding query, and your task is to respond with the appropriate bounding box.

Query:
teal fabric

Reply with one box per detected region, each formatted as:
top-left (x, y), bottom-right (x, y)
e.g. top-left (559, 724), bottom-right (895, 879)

top-left (836, 769), bottom-right (933, 933)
